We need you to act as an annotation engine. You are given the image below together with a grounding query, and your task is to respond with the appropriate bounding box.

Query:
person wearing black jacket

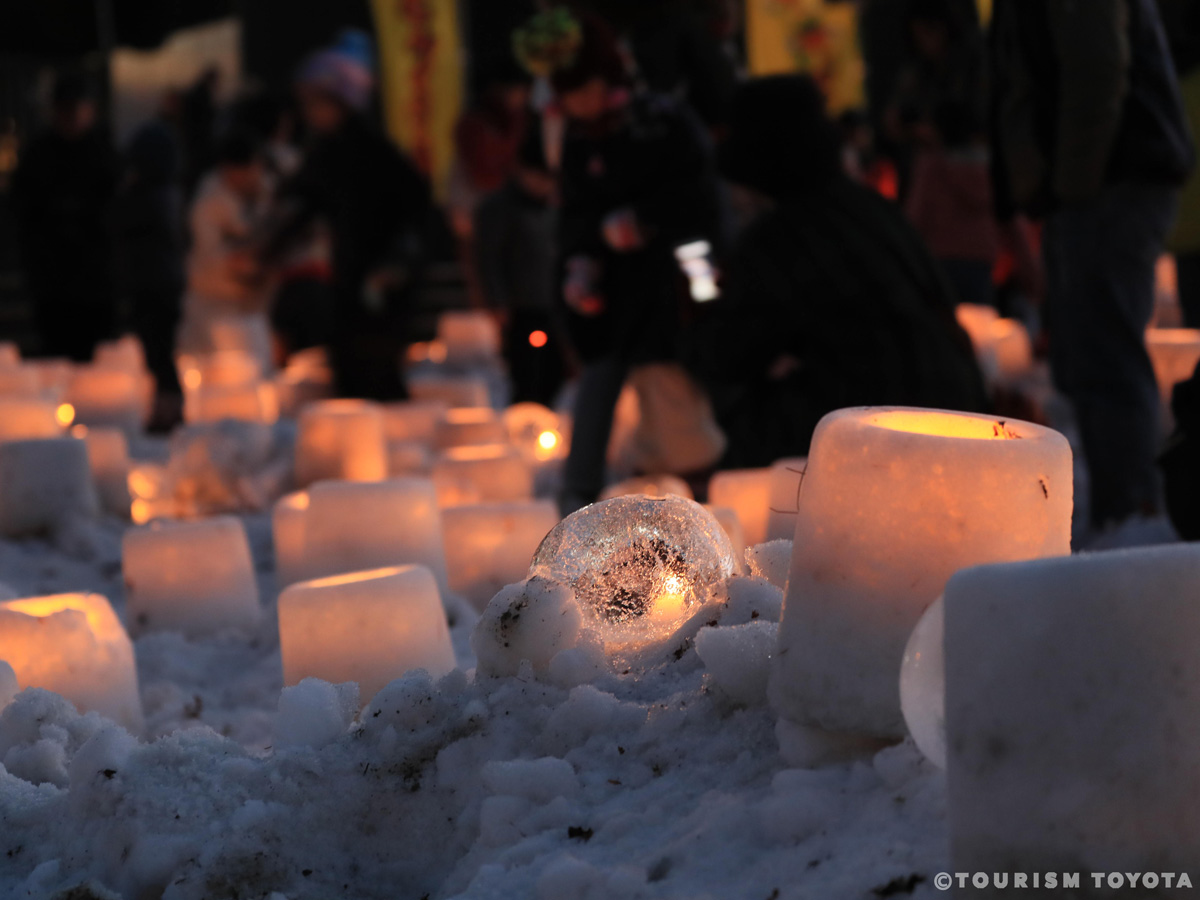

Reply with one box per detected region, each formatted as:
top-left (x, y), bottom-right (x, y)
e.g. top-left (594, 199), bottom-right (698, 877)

top-left (688, 75), bottom-right (989, 467)
top-left (519, 11), bottom-right (722, 511)
top-left (11, 74), bottom-right (117, 361)
top-left (266, 38), bottom-right (432, 400)
top-left (991, 0), bottom-right (1195, 528)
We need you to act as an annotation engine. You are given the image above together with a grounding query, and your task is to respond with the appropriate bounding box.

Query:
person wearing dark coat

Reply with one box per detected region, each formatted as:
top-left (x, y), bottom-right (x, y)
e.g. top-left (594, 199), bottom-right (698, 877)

top-left (516, 10), bottom-right (723, 510)
top-left (11, 74), bottom-right (118, 361)
top-left (112, 121), bottom-right (186, 422)
top-left (267, 37), bottom-right (432, 400)
top-left (991, 0), bottom-right (1195, 528)
top-left (688, 75), bottom-right (989, 468)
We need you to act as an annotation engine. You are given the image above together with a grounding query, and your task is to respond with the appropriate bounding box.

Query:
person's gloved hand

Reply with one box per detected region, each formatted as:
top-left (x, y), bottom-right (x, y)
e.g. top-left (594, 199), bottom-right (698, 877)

top-left (601, 208), bottom-right (645, 252)
top-left (564, 256), bottom-right (605, 316)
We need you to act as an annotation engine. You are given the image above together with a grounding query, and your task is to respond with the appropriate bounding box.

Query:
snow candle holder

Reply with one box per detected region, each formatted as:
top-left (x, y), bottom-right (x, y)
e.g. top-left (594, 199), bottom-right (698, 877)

top-left (74, 425), bottom-right (131, 516)
top-left (1146, 327), bottom-right (1200, 404)
top-left (122, 516), bottom-right (260, 636)
top-left (0, 593), bottom-right (143, 731)
top-left (443, 500), bottom-right (559, 609)
top-left (294, 399), bottom-right (388, 486)
top-left (765, 457), bottom-right (808, 541)
top-left (436, 310), bottom-right (502, 364)
top-left (184, 381), bottom-right (279, 425)
top-left (0, 438), bottom-right (99, 536)
top-left (65, 366), bottom-right (149, 433)
top-left (773, 407), bottom-right (1072, 739)
top-left (382, 399), bottom-right (449, 446)
top-left (708, 468), bottom-right (772, 548)
top-left (272, 479), bottom-right (449, 592)
top-left (0, 397), bottom-right (68, 442)
top-left (434, 407), bottom-right (507, 450)
top-left (278, 565), bottom-right (455, 703)
top-left (432, 445), bottom-right (533, 505)
top-left (408, 374), bottom-right (491, 409)
top-left (944, 545), bottom-right (1200, 887)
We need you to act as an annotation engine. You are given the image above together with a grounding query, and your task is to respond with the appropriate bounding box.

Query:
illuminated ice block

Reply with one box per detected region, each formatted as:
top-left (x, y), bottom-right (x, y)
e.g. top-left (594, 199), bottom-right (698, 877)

top-left (66, 367), bottom-right (149, 433)
top-left (434, 407), bottom-right (507, 450)
top-left (0, 438), bottom-right (99, 536)
top-left (432, 445), bottom-right (532, 505)
top-left (765, 457), bottom-right (808, 541)
top-left (442, 500), bottom-right (559, 609)
top-left (0, 397), bottom-right (66, 442)
top-left (408, 374), bottom-right (491, 409)
top-left (1146, 327), bottom-right (1200, 403)
top-left (0, 593), bottom-right (142, 731)
top-left (708, 468), bottom-right (772, 548)
top-left (599, 474), bottom-right (693, 501)
top-left (272, 479), bottom-right (449, 592)
top-left (122, 516), bottom-right (260, 636)
top-left (773, 407), bottom-right (1072, 738)
top-left (278, 565), bottom-right (456, 703)
top-left (294, 399), bottom-right (388, 486)
top-left (75, 426), bottom-right (131, 515)
top-left (381, 399), bottom-right (449, 445)
top-left (387, 441), bottom-right (433, 477)
top-left (184, 381), bottom-right (279, 425)
top-left (945, 545), bottom-right (1200, 889)
top-left (436, 310), bottom-right (501, 363)
top-left (503, 402), bottom-right (569, 464)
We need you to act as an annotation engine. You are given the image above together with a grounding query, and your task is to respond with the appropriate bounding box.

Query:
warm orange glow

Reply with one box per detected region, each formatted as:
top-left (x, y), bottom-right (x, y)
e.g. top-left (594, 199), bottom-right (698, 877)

top-left (867, 410), bottom-right (1021, 440)
top-left (528, 330), bottom-right (548, 348)
top-left (71, 424), bottom-right (88, 438)
top-left (301, 566), bottom-right (408, 590)
top-left (445, 443), bottom-right (510, 462)
top-left (127, 468), bottom-right (159, 499)
top-left (537, 430), bottom-right (559, 451)
top-left (3, 593), bottom-right (114, 638)
top-left (445, 407), bottom-right (496, 425)
top-left (182, 368), bottom-right (203, 390)
top-left (130, 499), bottom-right (153, 524)
top-left (55, 403), bottom-right (75, 427)
top-left (1147, 328), bottom-right (1200, 345)
top-left (282, 491), bottom-right (311, 512)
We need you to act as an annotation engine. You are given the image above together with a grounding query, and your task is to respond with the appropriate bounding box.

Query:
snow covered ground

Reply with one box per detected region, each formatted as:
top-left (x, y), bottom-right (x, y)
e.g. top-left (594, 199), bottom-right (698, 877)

top-left (0, 507), bottom-right (950, 900)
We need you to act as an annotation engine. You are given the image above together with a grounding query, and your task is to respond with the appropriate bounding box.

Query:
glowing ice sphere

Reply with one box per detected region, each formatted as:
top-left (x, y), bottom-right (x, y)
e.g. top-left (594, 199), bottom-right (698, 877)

top-left (278, 565), bottom-right (455, 703)
top-left (0, 593), bottom-right (143, 731)
top-left (122, 516), bottom-right (261, 636)
top-left (529, 494), bottom-right (736, 646)
top-left (899, 594), bottom-right (945, 768)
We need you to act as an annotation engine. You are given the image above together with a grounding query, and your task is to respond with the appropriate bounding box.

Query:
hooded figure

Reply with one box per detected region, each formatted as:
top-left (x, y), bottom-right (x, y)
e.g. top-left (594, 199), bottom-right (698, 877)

top-left (689, 75), bottom-right (988, 468)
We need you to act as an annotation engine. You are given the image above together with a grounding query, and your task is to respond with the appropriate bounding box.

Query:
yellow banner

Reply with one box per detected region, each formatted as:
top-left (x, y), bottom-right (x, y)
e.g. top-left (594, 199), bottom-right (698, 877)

top-left (745, 0), bottom-right (865, 114)
top-left (371, 0), bottom-right (464, 198)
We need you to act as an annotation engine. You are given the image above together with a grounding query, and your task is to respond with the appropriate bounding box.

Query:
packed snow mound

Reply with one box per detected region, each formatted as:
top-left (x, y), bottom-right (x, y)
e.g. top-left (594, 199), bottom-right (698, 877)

top-left (746, 539), bottom-right (792, 591)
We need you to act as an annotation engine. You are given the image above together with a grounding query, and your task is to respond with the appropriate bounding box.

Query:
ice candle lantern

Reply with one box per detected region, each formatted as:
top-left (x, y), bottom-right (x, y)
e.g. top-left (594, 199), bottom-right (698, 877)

top-left (382, 399), bottom-right (449, 445)
top-left (75, 425), bottom-right (132, 515)
top-left (443, 500), bottom-right (559, 609)
top-left (122, 516), bottom-right (260, 636)
top-left (0, 593), bottom-right (143, 731)
top-left (0, 438), bottom-right (99, 536)
top-left (433, 445), bottom-right (533, 505)
top-left (944, 545), bottom-right (1200, 889)
top-left (530, 495), bottom-right (736, 649)
top-left (436, 310), bottom-right (502, 363)
top-left (0, 397), bottom-right (67, 442)
top-left (272, 479), bottom-right (449, 591)
top-left (708, 468), bottom-right (772, 547)
top-left (294, 399), bottom-right (388, 486)
top-left (1146, 327), bottom-right (1200, 403)
top-left (765, 457), bottom-right (808, 541)
top-left (434, 407), bottom-right (507, 450)
top-left (65, 366), bottom-right (149, 432)
top-left (773, 407), bottom-right (1072, 739)
top-left (278, 565), bottom-right (455, 703)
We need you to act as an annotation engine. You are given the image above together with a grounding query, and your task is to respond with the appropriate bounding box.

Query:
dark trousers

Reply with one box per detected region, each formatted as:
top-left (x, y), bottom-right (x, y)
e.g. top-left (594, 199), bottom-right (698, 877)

top-left (130, 288), bottom-right (182, 396)
top-left (1043, 183), bottom-right (1178, 527)
top-left (561, 356), bottom-right (627, 514)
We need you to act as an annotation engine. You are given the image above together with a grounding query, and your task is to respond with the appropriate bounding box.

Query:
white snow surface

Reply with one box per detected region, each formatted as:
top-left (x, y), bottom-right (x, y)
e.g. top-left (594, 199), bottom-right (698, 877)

top-left (0, 514), bottom-right (950, 899)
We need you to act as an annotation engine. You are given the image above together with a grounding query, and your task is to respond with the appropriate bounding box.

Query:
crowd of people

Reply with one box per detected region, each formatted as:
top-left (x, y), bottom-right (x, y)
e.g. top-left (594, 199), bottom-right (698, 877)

top-left (9, 0), bottom-right (1200, 536)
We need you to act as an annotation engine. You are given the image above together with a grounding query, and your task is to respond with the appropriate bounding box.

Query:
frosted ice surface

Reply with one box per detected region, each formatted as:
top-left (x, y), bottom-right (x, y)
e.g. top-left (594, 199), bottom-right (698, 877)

top-left (529, 495), bottom-right (736, 645)
top-left (899, 595), bottom-right (946, 769)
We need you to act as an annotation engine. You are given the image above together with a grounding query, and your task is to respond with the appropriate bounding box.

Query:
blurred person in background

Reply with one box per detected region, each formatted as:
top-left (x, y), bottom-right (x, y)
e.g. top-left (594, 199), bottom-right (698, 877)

top-left (473, 123), bottom-right (565, 406)
top-left (886, 0), bottom-right (997, 307)
top-left (178, 132), bottom-right (275, 372)
top-left (265, 31), bottom-right (431, 400)
top-left (112, 122), bottom-right (186, 429)
top-left (12, 72), bottom-right (117, 361)
top-left (690, 75), bottom-right (987, 468)
top-left (991, 0), bottom-right (1194, 531)
top-left (1164, 1), bottom-right (1200, 327)
top-left (515, 9), bottom-right (723, 512)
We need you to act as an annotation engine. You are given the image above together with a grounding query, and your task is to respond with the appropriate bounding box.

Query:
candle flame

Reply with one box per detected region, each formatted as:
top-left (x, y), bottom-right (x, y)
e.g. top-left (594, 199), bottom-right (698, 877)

top-left (537, 430), bottom-right (558, 451)
top-left (55, 403), bottom-right (75, 427)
